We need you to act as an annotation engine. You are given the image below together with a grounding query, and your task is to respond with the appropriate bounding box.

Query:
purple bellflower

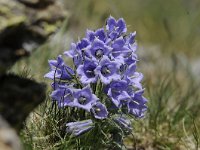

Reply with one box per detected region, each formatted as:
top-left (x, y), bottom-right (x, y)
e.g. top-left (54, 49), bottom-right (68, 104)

top-left (86, 28), bottom-right (106, 43)
top-left (66, 119), bottom-right (94, 136)
top-left (77, 58), bottom-right (98, 84)
top-left (73, 86), bottom-right (99, 111)
top-left (91, 102), bottom-right (108, 119)
top-left (95, 56), bottom-right (120, 84)
top-left (45, 16), bottom-right (148, 139)
top-left (64, 43), bottom-right (83, 67)
top-left (113, 115), bottom-right (132, 134)
top-left (51, 86), bottom-right (74, 107)
top-left (107, 80), bottom-right (131, 108)
top-left (111, 37), bottom-right (131, 58)
top-left (128, 89), bottom-right (147, 118)
top-left (106, 16), bottom-right (127, 40)
top-left (86, 39), bottom-right (112, 61)
top-left (44, 55), bottom-right (74, 80)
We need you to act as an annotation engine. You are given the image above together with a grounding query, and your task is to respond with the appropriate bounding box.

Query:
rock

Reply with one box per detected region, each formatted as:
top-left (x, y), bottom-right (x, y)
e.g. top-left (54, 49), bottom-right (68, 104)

top-left (0, 115), bottom-right (22, 150)
top-left (0, 0), bottom-right (68, 73)
top-left (17, 0), bottom-right (54, 9)
top-left (0, 1), bottom-right (67, 148)
top-left (0, 74), bottom-right (46, 130)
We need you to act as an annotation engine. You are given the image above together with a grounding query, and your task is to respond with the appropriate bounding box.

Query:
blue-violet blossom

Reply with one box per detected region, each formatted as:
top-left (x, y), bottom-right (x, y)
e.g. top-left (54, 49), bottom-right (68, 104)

top-left (45, 16), bottom-right (148, 138)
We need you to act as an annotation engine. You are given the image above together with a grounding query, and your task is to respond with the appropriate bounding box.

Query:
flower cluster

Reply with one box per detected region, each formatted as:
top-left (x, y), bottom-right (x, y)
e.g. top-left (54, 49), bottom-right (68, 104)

top-left (45, 16), bottom-right (147, 138)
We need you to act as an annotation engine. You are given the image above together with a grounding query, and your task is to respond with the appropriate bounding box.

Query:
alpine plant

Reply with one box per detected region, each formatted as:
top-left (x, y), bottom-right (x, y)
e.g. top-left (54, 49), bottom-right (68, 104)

top-left (45, 16), bottom-right (148, 149)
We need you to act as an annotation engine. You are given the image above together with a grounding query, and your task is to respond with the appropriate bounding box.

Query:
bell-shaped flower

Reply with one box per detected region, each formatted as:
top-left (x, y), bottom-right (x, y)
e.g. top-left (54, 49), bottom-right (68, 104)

top-left (51, 87), bottom-right (74, 107)
top-left (125, 31), bottom-right (136, 45)
top-left (107, 80), bottom-right (130, 107)
top-left (108, 90), bottom-right (131, 108)
top-left (128, 89), bottom-right (147, 118)
top-left (106, 80), bottom-right (128, 94)
top-left (64, 43), bottom-right (83, 67)
top-left (91, 102), bottom-right (108, 119)
top-left (86, 28), bottom-right (106, 42)
top-left (113, 115), bottom-right (132, 135)
top-left (104, 79), bottom-right (127, 94)
top-left (76, 38), bottom-right (90, 51)
top-left (66, 119), bottom-right (94, 136)
top-left (77, 58), bottom-right (98, 84)
top-left (106, 16), bottom-right (127, 40)
top-left (95, 56), bottom-right (120, 84)
top-left (73, 86), bottom-right (99, 111)
top-left (111, 37), bottom-right (132, 58)
top-left (44, 16), bottom-right (148, 140)
top-left (123, 63), bottom-right (143, 89)
top-left (44, 55), bottom-right (74, 80)
top-left (117, 92), bottom-right (132, 107)
top-left (123, 63), bottom-right (136, 78)
top-left (64, 43), bottom-right (77, 58)
top-left (124, 53), bottom-right (138, 65)
top-left (86, 39), bottom-right (112, 60)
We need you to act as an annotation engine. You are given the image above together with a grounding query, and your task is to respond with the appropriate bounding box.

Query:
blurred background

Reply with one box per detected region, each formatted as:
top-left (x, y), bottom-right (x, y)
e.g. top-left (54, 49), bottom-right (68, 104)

top-left (12, 0), bottom-right (200, 78)
top-left (65, 0), bottom-right (200, 57)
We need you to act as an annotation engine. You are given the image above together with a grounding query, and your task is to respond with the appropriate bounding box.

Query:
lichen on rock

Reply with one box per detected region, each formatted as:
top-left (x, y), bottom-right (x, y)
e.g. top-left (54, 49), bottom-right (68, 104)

top-left (0, 0), bottom-right (68, 74)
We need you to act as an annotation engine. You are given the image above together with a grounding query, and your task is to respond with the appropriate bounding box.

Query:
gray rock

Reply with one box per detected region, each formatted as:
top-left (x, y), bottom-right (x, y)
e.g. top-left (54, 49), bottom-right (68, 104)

top-left (0, 115), bottom-right (22, 150)
top-left (0, 0), bottom-right (68, 73)
top-left (0, 74), bottom-right (46, 131)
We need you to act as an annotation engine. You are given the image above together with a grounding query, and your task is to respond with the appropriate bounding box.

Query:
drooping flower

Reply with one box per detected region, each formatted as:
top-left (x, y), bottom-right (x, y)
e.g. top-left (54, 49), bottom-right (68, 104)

top-left (123, 63), bottom-right (136, 77)
top-left (64, 43), bottom-right (83, 67)
top-left (128, 89), bottom-right (147, 118)
top-left (44, 55), bottom-right (74, 80)
top-left (117, 91), bottom-right (132, 107)
top-left (107, 80), bottom-right (129, 107)
top-left (76, 38), bottom-right (90, 51)
top-left (124, 52), bottom-right (138, 65)
top-left (111, 37), bottom-right (131, 58)
top-left (73, 86), bottom-right (99, 111)
top-left (66, 119), bottom-right (94, 136)
top-left (108, 89), bottom-right (131, 108)
top-left (105, 80), bottom-right (128, 94)
top-left (91, 102), bottom-right (108, 119)
top-left (131, 72), bottom-right (143, 89)
top-left (113, 115), bottom-right (132, 134)
top-left (124, 64), bottom-right (143, 90)
top-left (64, 38), bottom-right (91, 68)
top-left (64, 43), bottom-right (77, 58)
top-left (125, 32), bottom-right (136, 45)
top-left (95, 56), bottom-right (120, 84)
top-left (51, 86), bottom-right (74, 107)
